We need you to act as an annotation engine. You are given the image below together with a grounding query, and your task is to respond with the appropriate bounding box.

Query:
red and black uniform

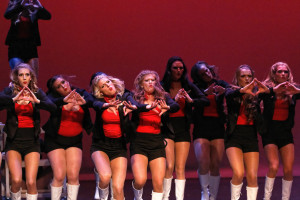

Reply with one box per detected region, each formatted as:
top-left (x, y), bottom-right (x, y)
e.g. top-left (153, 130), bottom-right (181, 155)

top-left (43, 88), bottom-right (93, 153)
top-left (4, 0), bottom-right (51, 61)
top-left (224, 88), bottom-right (263, 153)
top-left (193, 79), bottom-right (228, 141)
top-left (91, 92), bottom-right (137, 160)
top-left (261, 89), bottom-right (300, 149)
top-left (161, 80), bottom-right (209, 142)
top-left (130, 95), bottom-right (180, 161)
top-left (0, 87), bottom-right (56, 157)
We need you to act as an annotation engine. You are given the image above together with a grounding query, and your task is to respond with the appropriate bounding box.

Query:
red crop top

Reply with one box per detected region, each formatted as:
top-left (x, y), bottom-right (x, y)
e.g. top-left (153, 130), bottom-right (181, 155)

top-left (136, 107), bottom-right (161, 134)
top-left (102, 109), bottom-right (122, 138)
top-left (236, 104), bottom-right (253, 125)
top-left (203, 94), bottom-right (219, 117)
top-left (58, 106), bottom-right (84, 137)
top-left (15, 102), bottom-right (34, 128)
top-left (272, 99), bottom-right (289, 121)
top-left (169, 97), bottom-right (185, 118)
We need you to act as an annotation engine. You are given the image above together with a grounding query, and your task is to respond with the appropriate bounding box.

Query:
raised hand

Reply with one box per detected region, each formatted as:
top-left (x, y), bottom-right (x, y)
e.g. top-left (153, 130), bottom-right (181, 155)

top-left (103, 99), bottom-right (122, 108)
top-left (285, 83), bottom-right (300, 95)
top-left (12, 87), bottom-right (25, 102)
top-left (273, 82), bottom-right (288, 95)
top-left (174, 89), bottom-right (184, 102)
top-left (13, 87), bottom-right (40, 104)
top-left (204, 83), bottom-right (216, 95)
top-left (32, 0), bottom-right (43, 8)
top-left (123, 101), bottom-right (137, 116)
top-left (179, 89), bottom-right (193, 103)
top-left (146, 100), bottom-right (158, 110)
top-left (25, 86), bottom-right (40, 103)
top-left (254, 78), bottom-right (270, 96)
top-left (214, 85), bottom-right (225, 96)
top-left (63, 89), bottom-right (76, 104)
top-left (158, 100), bottom-right (170, 116)
top-left (21, 0), bottom-right (29, 6)
top-left (240, 80), bottom-right (256, 96)
top-left (74, 92), bottom-right (86, 106)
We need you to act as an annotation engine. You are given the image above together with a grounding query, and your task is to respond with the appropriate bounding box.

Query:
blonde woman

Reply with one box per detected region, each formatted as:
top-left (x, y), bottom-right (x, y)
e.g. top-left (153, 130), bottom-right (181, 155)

top-left (0, 63), bottom-right (55, 200)
top-left (131, 70), bottom-right (179, 200)
top-left (261, 62), bottom-right (300, 200)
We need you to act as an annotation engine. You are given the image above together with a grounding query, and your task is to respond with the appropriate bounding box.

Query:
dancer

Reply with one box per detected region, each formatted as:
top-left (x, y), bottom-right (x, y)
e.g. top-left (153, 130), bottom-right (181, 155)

top-left (0, 63), bottom-right (55, 200)
top-left (191, 61), bottom-right (228, 200)
top-left (4, 0), bottom-right (51, 75)
top-left (43, 75), bottom-right (93, 200)
top-left (160, 57), bottom-right (208, 200)
top-left (131, 70), bottom-right (179, 200)
top-left (225, 65), bottom-right (268, 200)
top-left (90, 74), bottom-right (137, 200)
top-left (261, 62), bottom-right (300, 200)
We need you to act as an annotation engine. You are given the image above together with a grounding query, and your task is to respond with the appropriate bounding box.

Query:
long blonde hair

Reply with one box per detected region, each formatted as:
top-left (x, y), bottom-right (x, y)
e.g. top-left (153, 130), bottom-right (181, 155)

top-left (264, 62), bottom-right (294, 87)
top-left (10, 63), bottom-right (38, 95)
top-left (91, 74), bottom-right (125, 99)
top-left (133, 70), bottom-right (167, 103)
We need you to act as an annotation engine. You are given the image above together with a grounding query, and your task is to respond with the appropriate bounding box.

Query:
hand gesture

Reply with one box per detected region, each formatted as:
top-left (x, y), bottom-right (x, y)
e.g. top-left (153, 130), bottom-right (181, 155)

top-left (158, 100), bottom-right (170, 116)
top-left (32, 0), bottom-right (43, 8)
top-left (103, 99), bottom-right (122, 108)
top-left (214, 85), bottom-right (225, 96)
top-left (180, 89), bottom-right (193, 103)
top-left (285, 83), bottom-right (300, 95)
top-left (25, 86), bottom-right (40, 103)
top-left (74, 92), bottom-right (86, 106)
top-left (240, 80), bottom-right (256, 96)
top-left (174, 89), bottom-right (184, 102)
top-left (13, 87), bottom-right (40, 104)
top-left (204, 83), bottom-right (216, 95)
top-left (146, 100), bottom-right (158, 110)
top-left (123, 101), bottom-right (137, 116)
top-left (255, 78), bottom-right (269, 96)
top-left (63, 89), bottom-right (76, 104)
top-left (273, 82), bottom-right (288, 95)
top-left (21, 0), bottom-right (29, 6)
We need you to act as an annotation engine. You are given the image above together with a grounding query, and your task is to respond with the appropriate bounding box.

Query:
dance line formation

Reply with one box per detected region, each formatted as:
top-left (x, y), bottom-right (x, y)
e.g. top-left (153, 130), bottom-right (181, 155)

top-left (1, 1), bottom-right (300, 200)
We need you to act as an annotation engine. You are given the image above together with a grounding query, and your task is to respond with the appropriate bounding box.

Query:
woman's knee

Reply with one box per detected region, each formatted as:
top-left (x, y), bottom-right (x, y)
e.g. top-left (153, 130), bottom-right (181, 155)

top-left (268, 161), bottom-right (279, 173)
top-left (175, 165), bottom-right (185, 177)
top-left (99, 173), bottom-right (112, 185)
top-left (134, 177), bottom-right (147, 188)
top-left (166, 161), bottom-right (174, 172)
top-left (11, 176), bottom-right (23, 187)
top-left (26, 179), bottom-right (37, 190)
top-left (233, 170), bottom-right (244, 182)
top-left (113, 184), bottom-right (124, 196)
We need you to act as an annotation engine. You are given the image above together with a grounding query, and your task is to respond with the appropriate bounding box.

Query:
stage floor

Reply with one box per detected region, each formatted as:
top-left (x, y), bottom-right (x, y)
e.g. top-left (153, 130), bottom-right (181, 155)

top-left (75, 177), bottom-right (299, 200)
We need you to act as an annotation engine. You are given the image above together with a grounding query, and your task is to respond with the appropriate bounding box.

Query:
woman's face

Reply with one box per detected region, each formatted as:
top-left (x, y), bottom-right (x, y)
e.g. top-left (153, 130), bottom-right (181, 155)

top-left (53, 77), bottom-right (72, 97)
top-left (275, 65), bottom-right (289, 84)
top-left (238, 68), bottom-right (253, 87)
top-left (198, 65), bottom-right (213, 83)
top-left (141, 74), bottom-right (156, 94)
top-left (98, 77), bottom-right (116, 97)
top-left (18, 68), bottom-right (31, 87)
top-left (171, 61), bottom-right (184, 81)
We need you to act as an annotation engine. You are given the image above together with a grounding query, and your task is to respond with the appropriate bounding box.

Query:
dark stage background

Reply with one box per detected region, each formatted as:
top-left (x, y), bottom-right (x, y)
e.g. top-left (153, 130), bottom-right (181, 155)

top-left (0, 0), bottom-right (300, 179)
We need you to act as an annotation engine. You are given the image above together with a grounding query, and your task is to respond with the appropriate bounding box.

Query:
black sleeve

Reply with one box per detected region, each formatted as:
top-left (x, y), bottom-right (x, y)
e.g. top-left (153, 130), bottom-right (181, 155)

top-left (0, 91), bottom-right (13, 108)
top-left (189, 82), bottom-right (210, 107)
top-left (47, 93), bottom-right (66, 106)
top-left (4, 0), bottom-right (23, 19)
top-left (36, 7), bottom-right (51, 20)
top-left (77, 89), bottom-right (94, 107)
top-left (93, 99), bottom-right (106, 112)
top-left (225, 87), bottom-right (243, 101)
top-left (165, 95), bottom-right (180, 113)
top-left (36, 89), bottom-right (56, 113)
